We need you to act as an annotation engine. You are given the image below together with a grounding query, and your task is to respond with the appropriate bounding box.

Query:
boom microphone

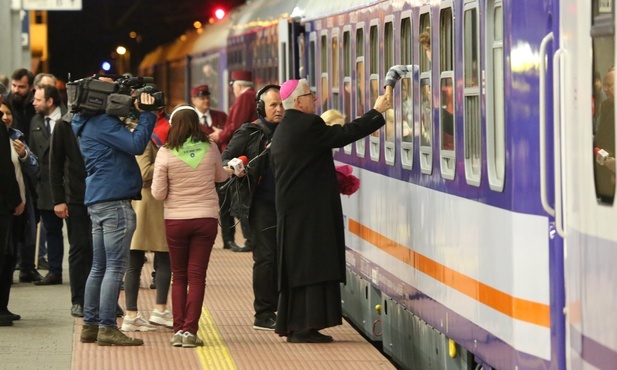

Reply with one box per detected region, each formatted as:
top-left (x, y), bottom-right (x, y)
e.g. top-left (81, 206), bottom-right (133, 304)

top-left (595, 147), bottom-right (609, 165)
top-left (228, 155), bottom-right (248, 175)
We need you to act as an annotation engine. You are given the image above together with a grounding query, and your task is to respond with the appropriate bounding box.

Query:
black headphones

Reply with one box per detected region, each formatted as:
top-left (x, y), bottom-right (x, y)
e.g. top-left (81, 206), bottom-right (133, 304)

top-left (256, 84), bottom-right (280, 118)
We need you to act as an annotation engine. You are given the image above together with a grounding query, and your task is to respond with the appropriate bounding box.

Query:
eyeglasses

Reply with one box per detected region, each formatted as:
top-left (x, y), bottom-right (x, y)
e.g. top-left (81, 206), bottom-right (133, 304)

top-left (297, 91), bottom-right (314, 99)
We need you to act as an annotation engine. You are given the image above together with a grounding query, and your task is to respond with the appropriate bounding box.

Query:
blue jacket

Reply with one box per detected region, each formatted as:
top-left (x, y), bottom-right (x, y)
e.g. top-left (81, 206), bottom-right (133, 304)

top-left (72, 112), bottom-right (155, 206)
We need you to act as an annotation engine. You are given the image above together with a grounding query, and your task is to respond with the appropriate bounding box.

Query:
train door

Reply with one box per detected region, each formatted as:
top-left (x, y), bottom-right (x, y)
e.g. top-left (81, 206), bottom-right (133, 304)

top-left (278, 19), bottom-right (301, 83)
top-left (560, 0), bottom-right (617, 369)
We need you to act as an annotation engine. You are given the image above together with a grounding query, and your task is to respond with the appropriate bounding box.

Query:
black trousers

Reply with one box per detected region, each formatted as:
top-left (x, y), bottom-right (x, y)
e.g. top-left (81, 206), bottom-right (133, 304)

top-left (66, 204), bottom-right (93, 306)
top-left (0, 214), bottom-right (12, 310)
top-left (125, 250), bottom-right (171, 311)
top-left (217, 183), bottom-right (252, 246)
top-left (40, 210), bottom-right (64, 275)
top-left (249, 199), bottom-right (277, 319)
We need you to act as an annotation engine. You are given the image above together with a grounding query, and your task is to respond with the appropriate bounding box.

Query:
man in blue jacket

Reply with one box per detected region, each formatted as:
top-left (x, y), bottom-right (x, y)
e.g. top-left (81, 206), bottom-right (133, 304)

top-left (72, 86), bottom-right (155, 346)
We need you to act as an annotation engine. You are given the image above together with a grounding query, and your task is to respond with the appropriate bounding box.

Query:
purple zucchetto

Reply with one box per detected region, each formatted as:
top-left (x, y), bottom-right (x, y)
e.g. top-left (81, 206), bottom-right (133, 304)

top-left (280, 79), bottom-right (300, 100)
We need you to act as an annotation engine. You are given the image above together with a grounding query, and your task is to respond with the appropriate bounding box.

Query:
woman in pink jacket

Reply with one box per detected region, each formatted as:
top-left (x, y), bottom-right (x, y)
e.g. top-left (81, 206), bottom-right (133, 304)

top-left (151, 105), bottom-right (229, 348)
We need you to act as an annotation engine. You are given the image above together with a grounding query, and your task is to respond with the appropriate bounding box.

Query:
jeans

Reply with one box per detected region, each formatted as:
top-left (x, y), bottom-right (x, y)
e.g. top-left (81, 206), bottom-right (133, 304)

top-left (166, 218), bottom-right (217, 334)
top-left (84, 200), bottom-right (136, 328)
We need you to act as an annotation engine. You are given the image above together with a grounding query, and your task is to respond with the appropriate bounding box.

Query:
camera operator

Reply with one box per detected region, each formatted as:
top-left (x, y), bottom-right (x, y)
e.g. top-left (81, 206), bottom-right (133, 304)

top-left (72, 82), bottom-right (156, 347)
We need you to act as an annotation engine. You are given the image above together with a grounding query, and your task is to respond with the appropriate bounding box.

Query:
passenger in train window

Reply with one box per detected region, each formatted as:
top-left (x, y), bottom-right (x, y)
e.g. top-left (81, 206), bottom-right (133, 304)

top-left (321, 109), bottom-right (345, 126)
top-left (594, 68), bottom-right (615, 203)
top-left (221, 84), bottom-right (284, 331)
top-left (384, 65), bottom-right (416, 142)
top-left (420, 26), bottom-right (431, 62)
top-left (210, 70), bottom-right (255, 253)
top-left (151, 105), bottom-right (229, 348)
top-left (593, 70), bottom-right (606, 134)
top-left (270, 78), bottom-right (391, 343)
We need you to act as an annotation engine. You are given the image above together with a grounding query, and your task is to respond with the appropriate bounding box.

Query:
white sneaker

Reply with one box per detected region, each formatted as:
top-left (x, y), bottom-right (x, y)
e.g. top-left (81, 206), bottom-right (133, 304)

top-left (149, 309), bottom-right (173, 329)
top-left (170, 330), bottom-right (184, 347)
top-left (182, 331), bottom-right (204, 348)
top-left (121, 312), bottom-right (157, 332)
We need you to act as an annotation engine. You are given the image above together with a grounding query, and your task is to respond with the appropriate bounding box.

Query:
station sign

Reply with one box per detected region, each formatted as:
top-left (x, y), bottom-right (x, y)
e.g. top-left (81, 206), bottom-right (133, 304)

top-left (22, 0), bottom-right (82, 11)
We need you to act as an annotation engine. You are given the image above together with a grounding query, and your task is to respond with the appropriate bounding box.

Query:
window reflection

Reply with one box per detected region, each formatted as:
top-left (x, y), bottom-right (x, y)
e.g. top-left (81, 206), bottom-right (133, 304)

top-left (401, 77), bottom-right (413, 142)
top-left (441, 77), bottom-right (454, 150)
top-left (420, 77), bottom-right (432, 146)
top-left (592, 11), bottom-right (615, 204)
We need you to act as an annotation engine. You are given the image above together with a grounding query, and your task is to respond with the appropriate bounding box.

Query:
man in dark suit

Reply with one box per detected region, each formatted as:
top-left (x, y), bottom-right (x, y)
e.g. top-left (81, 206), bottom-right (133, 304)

top-left (0, 122), bottom-right (23, 326)
top-left (29, 84), bottom-right (67, 286)
top-left (49, 111), bottom-right (93, 316)
top-left (191, 85), bottom-right (228, 152)
top-left (270, 78), bottom-right (390, 343)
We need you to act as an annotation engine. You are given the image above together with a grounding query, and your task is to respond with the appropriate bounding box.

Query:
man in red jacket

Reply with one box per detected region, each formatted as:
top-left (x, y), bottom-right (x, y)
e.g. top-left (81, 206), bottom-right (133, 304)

top-left (191, 85), bottom-right (227, 152)
top-left (209, 71), bottom-right (257, 151)
top-left (209, 71), bottom-right (256, 252)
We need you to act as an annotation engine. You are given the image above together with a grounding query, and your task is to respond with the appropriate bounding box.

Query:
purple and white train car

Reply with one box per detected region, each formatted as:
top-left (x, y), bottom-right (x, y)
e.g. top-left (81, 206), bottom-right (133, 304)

top-left (298, 0), bottom-right (566, 369)
top-left (558, 1), bottom-right (617, 370)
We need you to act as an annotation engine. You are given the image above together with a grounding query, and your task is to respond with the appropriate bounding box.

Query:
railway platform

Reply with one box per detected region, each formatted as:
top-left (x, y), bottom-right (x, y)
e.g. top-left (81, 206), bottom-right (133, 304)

top-left (0, 229), bottom-right (396, 370)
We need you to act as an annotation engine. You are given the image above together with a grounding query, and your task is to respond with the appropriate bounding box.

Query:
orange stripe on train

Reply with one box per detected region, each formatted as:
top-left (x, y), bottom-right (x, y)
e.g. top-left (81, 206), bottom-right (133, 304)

top-left (348, 219), bottom-right (550, 328)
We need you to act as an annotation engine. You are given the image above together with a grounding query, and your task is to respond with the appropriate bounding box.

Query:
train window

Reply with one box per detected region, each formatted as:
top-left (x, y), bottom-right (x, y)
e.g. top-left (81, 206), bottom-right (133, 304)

top-left (463, 4), bottom-right (481, 186)
top-left (344, 30), bottom-right (351, 78)
top-left (321, 33), bottom-right (329, 113)
top-left (419, 12), bottom-right (433, 174)
top-left (356, 25), bottom-right (366, 157)
top-left (440, 6), bottom-right (455, 180)
top-left (384, 19), bottom-right (395, 166)
top-left (369, 25), bottom-right (378, 75)
top-left (309, 32), bottom-right (317, 90)
top-left (369, 23), bottom-right (380, 162)
top-left (297, 34), bottom-right (306, 79)
top-left (332, 34), bottom-right (339, 89)
top-left (332, 32), bottom-right (340, 111)
top-left (487, 0), bottom-right (505, 192)
top-left (592, 0), bottom-right (616, 205)
top-left (343, 28), bottom-right (353, 154)
top-left (400, 15), bottom-right (414, 170)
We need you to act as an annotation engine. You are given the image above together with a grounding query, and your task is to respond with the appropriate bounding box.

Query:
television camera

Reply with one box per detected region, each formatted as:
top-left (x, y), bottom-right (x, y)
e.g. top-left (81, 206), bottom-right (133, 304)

top-left (66, 74), bottom-right (165, 117)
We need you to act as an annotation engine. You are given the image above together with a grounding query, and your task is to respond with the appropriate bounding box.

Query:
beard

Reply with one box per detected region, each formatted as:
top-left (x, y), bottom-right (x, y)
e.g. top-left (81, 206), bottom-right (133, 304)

top-left (12, 90), bottom-right (32, 106)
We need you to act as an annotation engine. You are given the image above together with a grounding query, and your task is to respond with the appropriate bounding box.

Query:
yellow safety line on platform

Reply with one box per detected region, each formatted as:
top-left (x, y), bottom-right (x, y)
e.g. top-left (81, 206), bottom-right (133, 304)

top-left (196, 306), bottom-right (236, 370)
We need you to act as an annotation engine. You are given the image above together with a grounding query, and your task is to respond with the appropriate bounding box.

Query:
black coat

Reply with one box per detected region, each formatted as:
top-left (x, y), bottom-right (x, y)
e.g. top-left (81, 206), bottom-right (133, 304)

top-left (29, 106), bottom-right (67, 210)
top-left (270, 108), bottom-right (385, 289)
top-left (221, 119), bottom-right (275, 217)
top-left (49, 114), bottom-right (87, 206)
top-left (0, 124), bottom-right (21, 216)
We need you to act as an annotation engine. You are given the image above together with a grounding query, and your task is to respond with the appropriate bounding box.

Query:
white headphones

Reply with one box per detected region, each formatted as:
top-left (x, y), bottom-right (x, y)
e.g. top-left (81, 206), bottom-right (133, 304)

top-left (169, 105), bottom-right (198, 125)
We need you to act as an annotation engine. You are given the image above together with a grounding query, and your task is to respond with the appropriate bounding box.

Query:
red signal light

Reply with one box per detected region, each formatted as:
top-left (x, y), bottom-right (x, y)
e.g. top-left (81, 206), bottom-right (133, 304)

top-left (214, 8), bottom-right (225, 20)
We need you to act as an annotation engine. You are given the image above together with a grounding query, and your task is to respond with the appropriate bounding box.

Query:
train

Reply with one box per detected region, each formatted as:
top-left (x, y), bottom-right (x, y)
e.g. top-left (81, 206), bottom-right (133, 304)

top-left (138, 0), bottom-right (617, 369)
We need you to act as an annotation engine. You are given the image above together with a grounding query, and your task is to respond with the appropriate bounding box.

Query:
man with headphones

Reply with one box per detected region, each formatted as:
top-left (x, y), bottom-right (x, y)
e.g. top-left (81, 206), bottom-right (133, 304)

top-left (221, 84), bottom-right (284, 330)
